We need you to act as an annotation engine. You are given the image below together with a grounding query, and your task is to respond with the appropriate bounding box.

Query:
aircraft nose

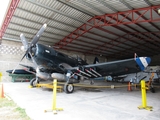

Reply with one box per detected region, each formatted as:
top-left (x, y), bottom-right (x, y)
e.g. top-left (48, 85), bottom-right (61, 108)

top-left (146, 57), bottom-right (151, 65)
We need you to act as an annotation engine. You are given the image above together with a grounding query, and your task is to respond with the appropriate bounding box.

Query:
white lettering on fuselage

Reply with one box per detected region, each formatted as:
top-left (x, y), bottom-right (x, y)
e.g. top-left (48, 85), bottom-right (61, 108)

top-left (45, 50), bottom-right (50, 53)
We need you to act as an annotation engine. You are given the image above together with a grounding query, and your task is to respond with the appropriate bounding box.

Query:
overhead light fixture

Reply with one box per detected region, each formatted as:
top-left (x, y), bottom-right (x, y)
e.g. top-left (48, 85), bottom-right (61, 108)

top-left (158, 9), bottom-right (160, 14)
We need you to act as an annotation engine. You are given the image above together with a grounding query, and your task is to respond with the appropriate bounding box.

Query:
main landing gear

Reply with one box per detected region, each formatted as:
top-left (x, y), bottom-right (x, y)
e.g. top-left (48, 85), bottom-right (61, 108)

top-left (64, 71), bottom-right (75, 94)
top-left (30, 77), bottom-right (39, 87)
top-left (64, 83), bottom-right (74, 94)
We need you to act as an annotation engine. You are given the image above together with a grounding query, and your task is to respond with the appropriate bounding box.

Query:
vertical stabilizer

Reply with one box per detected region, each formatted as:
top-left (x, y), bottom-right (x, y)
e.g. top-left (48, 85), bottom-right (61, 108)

top-left (93, 57), bottom-right (99, 64)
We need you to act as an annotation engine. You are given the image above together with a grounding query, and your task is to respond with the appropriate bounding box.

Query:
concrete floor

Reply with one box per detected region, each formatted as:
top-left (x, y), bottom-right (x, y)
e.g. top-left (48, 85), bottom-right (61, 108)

top-left (2, 81), bottom-right (160, 120)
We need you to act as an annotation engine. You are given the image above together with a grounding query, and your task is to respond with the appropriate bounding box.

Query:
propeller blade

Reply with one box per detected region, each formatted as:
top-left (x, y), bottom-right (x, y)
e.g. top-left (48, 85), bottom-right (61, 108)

top-left (20, 33), bottom-right (29, 51)
top-left (30, 23), bottom-right (47, 47)
top-left (12, 52), bottom-right (28, 74)
top-left (14, 24), bottom-right (47, 74)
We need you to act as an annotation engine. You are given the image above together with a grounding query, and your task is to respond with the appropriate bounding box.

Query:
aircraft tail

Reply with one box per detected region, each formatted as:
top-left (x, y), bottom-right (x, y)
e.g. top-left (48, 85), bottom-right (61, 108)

top-left (93, 57), bottom-right (99, 64)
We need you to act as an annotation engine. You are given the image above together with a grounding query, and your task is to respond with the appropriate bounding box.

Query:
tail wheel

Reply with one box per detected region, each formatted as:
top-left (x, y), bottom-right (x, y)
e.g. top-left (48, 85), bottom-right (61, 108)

top-left (64, 84), bottom-right (74, 94)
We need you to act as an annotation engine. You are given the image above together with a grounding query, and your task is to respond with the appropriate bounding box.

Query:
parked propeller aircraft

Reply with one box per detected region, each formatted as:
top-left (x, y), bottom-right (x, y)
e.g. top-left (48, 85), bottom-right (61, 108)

top-left (13, 24), bottom-right (151, 93)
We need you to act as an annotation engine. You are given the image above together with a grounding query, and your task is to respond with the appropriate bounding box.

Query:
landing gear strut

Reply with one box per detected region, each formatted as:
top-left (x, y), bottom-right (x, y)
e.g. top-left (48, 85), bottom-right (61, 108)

top-left (64, 83), bottom-right (74, 94)
top-left (90, 80), bottom-right (94, 85)
top-left (64, 71), bottom-right (75, 93)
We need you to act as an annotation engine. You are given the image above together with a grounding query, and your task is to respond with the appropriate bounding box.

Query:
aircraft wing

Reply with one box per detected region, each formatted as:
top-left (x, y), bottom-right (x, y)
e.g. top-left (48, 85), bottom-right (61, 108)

top-left (19, 64), bottom-right (35, 70)
top-left (68, 57), bottom-right (151, 78)
top-left (19, 64), bottom-right (36, 74)
top-left (6, 69), bottom-right (33, 74)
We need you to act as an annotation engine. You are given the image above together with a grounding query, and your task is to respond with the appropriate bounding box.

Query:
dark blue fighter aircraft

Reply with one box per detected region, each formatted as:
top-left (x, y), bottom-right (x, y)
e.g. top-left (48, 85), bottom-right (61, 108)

top-left (14, 24), bottom-right (151, 93)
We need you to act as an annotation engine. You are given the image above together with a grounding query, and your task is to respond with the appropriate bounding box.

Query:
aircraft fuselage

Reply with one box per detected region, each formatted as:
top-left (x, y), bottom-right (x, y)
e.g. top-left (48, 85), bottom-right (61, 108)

top-left (27, 44), bottom-right (87, 74)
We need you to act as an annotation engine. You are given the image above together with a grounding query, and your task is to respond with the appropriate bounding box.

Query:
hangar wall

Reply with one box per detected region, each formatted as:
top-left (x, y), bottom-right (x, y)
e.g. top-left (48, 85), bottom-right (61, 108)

top-left (0, 40), bottom-right (106, 82)
top-left (0, 40), bottom-right (30, 81)
top-left (150, 55), bottom-right (160, 66)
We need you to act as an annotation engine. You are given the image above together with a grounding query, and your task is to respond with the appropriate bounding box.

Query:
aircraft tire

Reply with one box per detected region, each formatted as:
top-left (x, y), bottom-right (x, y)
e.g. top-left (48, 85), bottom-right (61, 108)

top-left (30, 78), bottom-right (39, 87)
top-left (64, 84), bottom-right (74, 94)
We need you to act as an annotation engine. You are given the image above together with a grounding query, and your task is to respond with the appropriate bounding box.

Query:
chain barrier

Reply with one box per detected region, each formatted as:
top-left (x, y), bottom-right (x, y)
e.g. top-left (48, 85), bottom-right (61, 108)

top-left (38, 81), bottom-right (160, 89)
top-left (57, 82), bottom-right (139, 89)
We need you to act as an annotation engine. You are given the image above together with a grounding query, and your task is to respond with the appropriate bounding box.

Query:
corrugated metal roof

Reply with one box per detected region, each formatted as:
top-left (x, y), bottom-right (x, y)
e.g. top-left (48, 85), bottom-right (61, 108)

top-left (1, 0), bottom-right (160, 59)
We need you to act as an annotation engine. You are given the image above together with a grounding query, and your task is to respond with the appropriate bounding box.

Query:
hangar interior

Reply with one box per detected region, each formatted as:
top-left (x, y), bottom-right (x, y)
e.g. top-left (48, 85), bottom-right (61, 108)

top-left (0, 0), bottom-right (160, 80)
top-left (1, 0), bottom-right (160, 79)
top-left (1, 1), bottom-right (160, 120)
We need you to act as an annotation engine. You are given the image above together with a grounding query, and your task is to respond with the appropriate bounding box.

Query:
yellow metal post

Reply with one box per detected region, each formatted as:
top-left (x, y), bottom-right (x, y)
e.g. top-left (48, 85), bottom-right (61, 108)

top-left (138, 80), bottom-right (153, 111)
top-left (0, 72), bottom-right (2, 82)
top-left (52, 79), bottom-right (57, 111)
top-left (44, 79), bottom-right (63, 114)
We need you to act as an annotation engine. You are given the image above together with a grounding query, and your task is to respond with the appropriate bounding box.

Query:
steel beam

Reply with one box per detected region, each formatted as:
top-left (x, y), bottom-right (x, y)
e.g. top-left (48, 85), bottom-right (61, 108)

top-left (0, 0), bottom-right (20, 41)
top-left (9, 22), bottom-right (66, 39)
top-left (92, 31), bottom-right (160, 53)
top-left (78, 0), bottom-right (105, 14)
top-left (16, 7), bottom-right (77, 29)
top-left (26, 0), bottom-right (93, 26)
top-left (93, 5), bottom-right (160, 26)
top-left (56, 5), bottom-right (160, 48)
top-left (4, 32), bottom-right (55, 44)
top-left (57, 0), bottom-right (94, 16)
top-left (91, 1), bottom-right (160, 53)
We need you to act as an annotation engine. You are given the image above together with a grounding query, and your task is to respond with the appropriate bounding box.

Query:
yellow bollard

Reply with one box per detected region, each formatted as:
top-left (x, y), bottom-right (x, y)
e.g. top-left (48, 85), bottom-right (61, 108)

top-left (138, 80), bottom-right (153, 111)
top-left (44, 79), bottom-right (63, 114)
top-left (0, 72), bottom-right (2, 82)
top-left (52, 79), bottom-right (58, 111)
